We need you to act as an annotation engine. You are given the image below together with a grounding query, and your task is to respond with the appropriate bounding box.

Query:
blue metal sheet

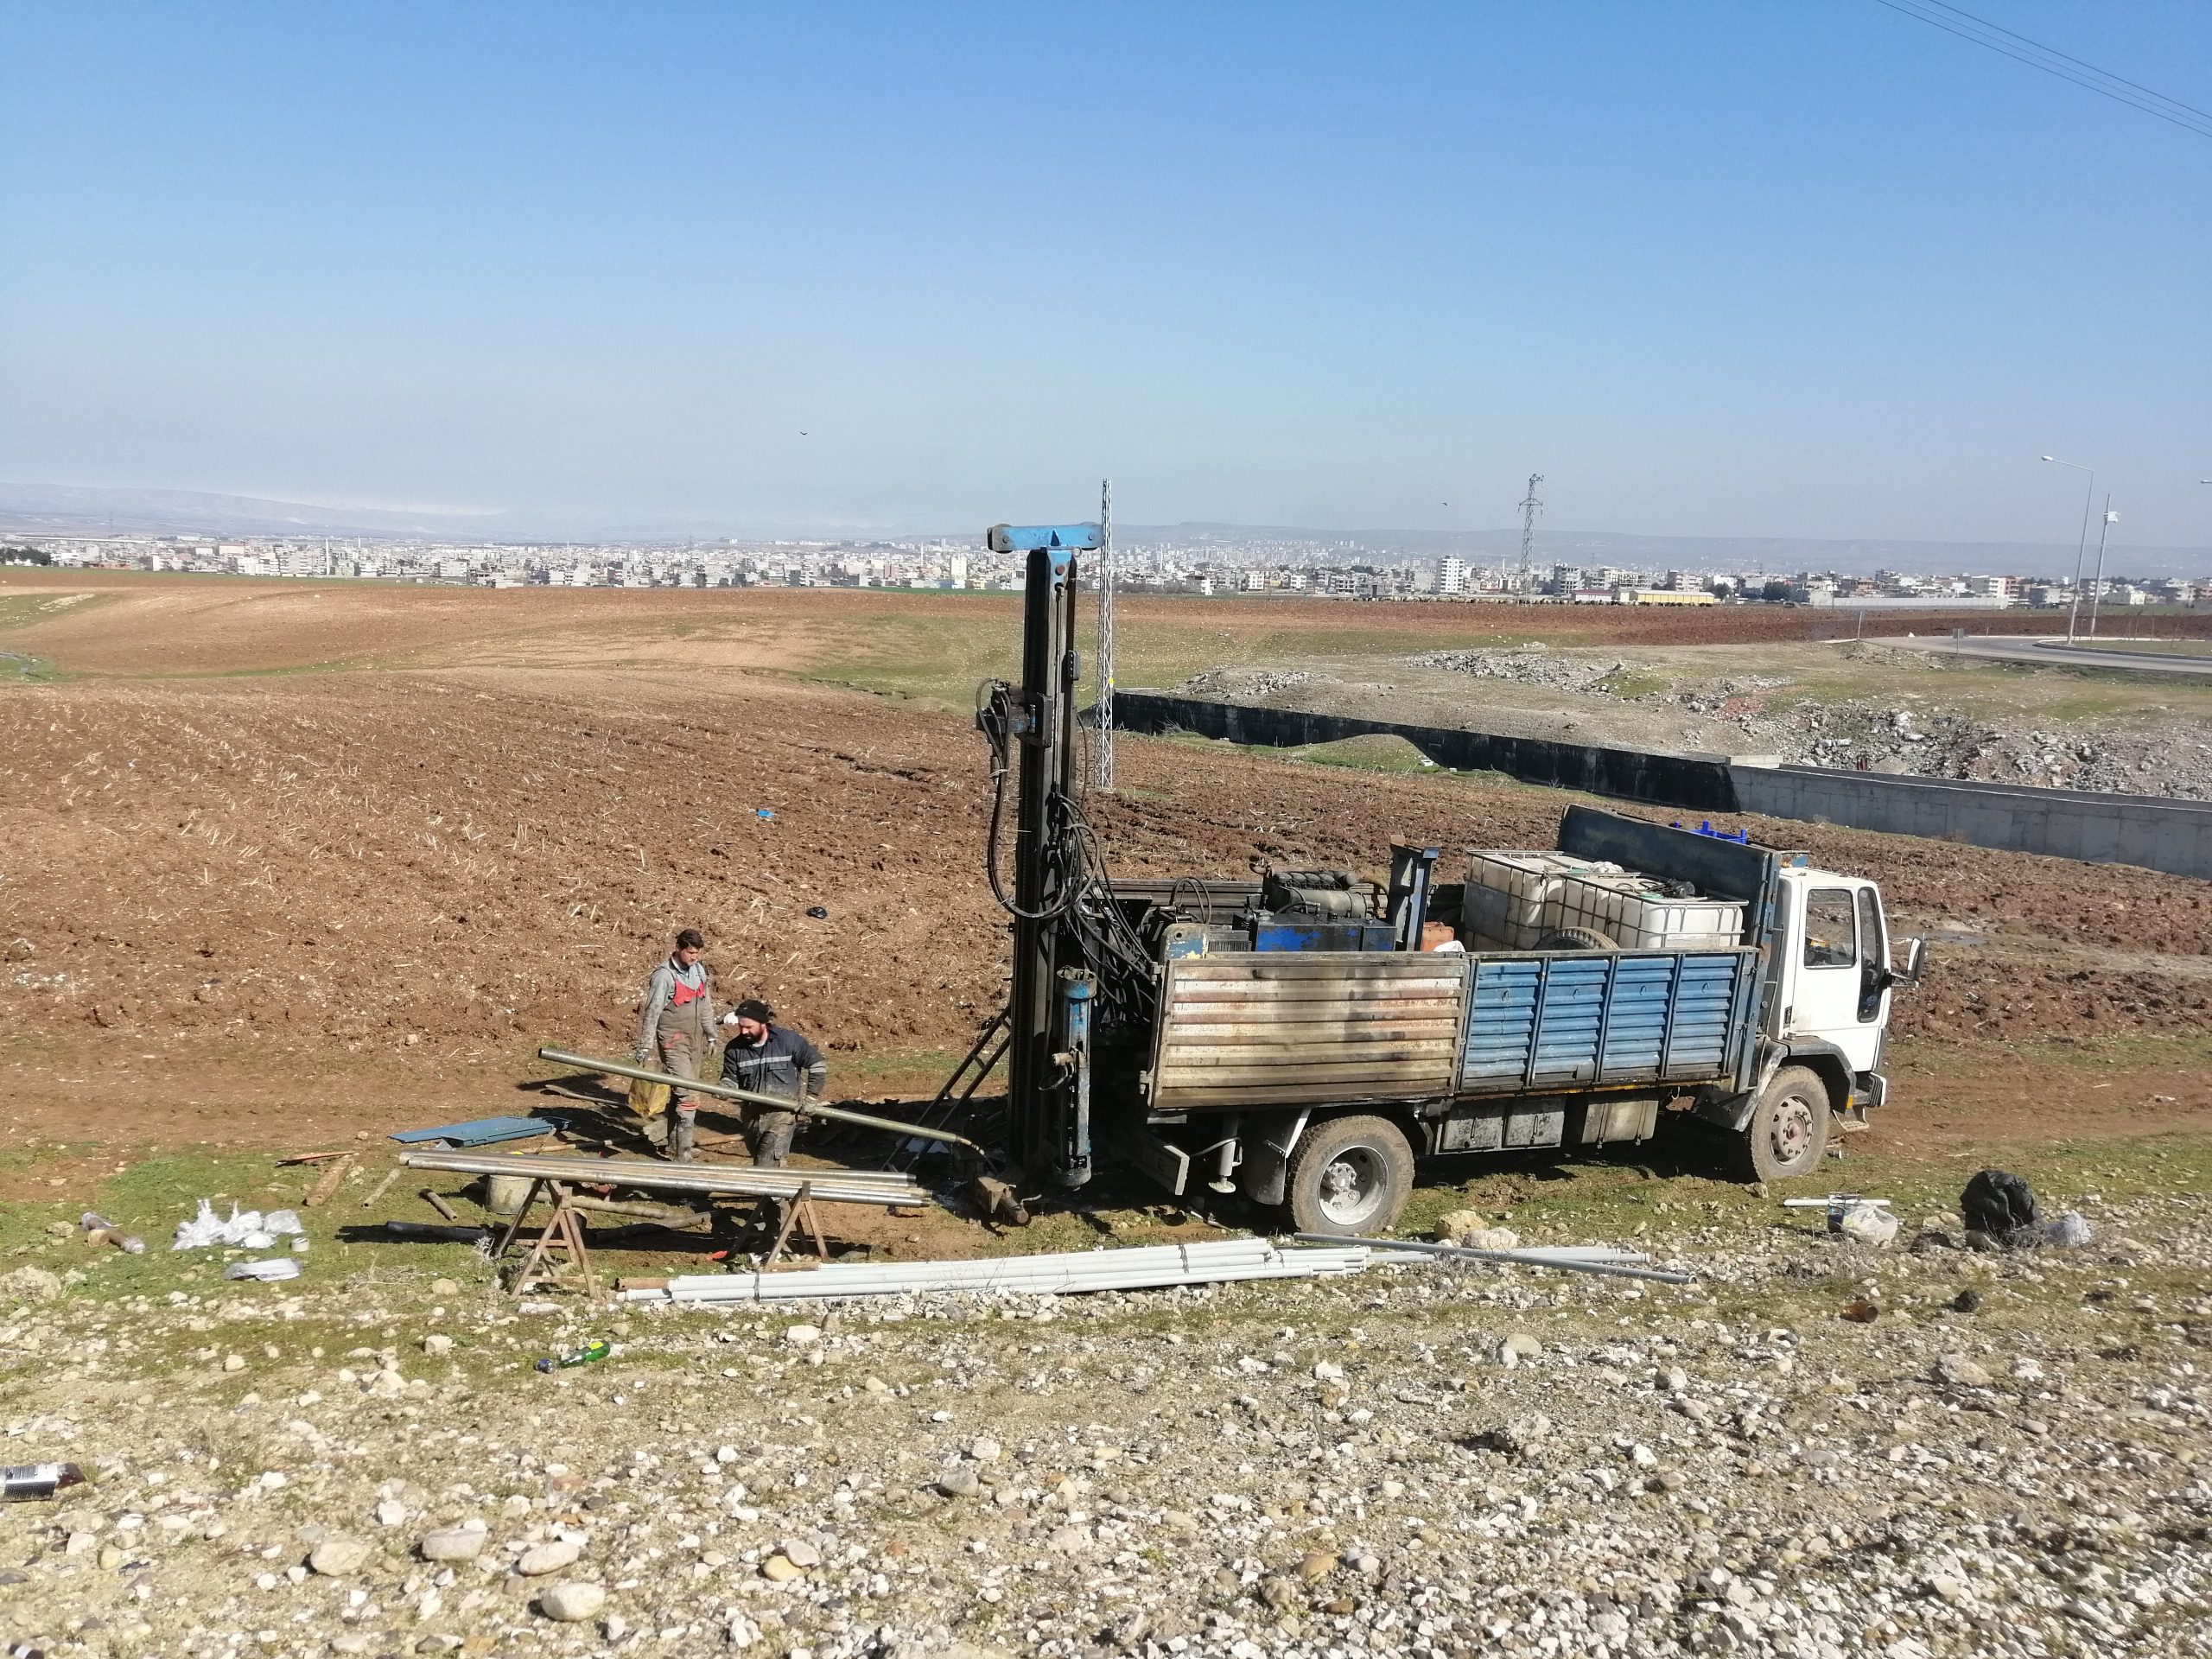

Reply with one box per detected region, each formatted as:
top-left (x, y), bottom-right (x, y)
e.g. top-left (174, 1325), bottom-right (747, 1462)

top-left (391, 1116), bottom-right (556, 1147)
top-left (1457, 948), bottom-right (1753, 1095)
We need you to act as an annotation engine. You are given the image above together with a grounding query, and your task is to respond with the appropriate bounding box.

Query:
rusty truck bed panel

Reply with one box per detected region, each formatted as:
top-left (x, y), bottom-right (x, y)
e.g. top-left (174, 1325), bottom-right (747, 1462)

top-left (1149, 954), bottom-right (1470, 1109)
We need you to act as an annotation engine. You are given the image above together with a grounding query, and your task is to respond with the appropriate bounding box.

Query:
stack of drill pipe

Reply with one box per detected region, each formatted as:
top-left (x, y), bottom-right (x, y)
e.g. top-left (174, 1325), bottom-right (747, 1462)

top-left (620, 1238), bottom-right (1371, 1305)
top-left (397, 1147), bottom-right (929, 1208)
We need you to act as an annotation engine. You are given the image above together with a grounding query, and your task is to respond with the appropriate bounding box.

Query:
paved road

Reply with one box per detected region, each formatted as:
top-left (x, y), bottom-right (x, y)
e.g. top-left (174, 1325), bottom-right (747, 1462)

top-left (1878, 633), bottom-right (2212, 677)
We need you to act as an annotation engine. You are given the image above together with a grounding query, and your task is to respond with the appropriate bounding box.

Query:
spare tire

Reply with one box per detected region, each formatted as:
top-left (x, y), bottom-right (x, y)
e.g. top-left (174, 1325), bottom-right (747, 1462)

top-left (1535, 927), bottom-right (1618, 950)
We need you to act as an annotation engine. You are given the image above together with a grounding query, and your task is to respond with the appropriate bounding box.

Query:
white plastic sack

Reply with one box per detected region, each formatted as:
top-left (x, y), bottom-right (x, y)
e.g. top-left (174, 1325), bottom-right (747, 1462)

top-left (226, 1257), bottom-right (302, 1281)
top-left (2042, 1211), bottom-right (2093, 1248)
top-left (172, 1200), bottom-right (308, 1252)
top-left (1838, 1202), bottom-right (1900, 1247)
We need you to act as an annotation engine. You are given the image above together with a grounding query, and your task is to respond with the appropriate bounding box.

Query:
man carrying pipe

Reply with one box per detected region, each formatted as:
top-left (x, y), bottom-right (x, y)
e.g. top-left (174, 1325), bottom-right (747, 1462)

top-left (719, 998), bottom-right (826, 1168)
top-left (635, 928), bottom-right (715, 1161)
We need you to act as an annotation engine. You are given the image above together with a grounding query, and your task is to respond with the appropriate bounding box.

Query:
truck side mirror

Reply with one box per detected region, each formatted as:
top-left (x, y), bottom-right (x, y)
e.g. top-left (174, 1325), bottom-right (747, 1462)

top-left (1900, 937), bottom-right (1928, 986)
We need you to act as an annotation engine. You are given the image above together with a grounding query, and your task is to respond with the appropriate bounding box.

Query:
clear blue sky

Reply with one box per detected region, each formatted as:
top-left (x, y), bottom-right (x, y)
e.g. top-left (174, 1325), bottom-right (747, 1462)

top-left (3, 1), bottom-right (2206, 543)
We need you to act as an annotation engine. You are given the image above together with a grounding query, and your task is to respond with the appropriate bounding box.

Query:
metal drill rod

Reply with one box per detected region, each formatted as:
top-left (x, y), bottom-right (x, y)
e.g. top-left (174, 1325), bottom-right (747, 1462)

top-left (535, 1046), bottom-right (990, 1163)
top-left (1294, 1232), bottom-right (1697, 1284)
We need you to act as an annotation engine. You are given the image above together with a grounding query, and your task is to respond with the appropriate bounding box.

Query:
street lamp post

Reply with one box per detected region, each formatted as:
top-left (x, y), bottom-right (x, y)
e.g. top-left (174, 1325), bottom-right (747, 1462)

top-left (2040, 456), bottom-right (2095, 643)
top-left (2086, 496), bottom-right (2116, 638)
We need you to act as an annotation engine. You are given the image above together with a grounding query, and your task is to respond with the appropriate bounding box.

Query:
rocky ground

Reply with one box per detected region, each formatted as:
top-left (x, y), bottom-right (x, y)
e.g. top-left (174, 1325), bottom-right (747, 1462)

top-left (4, 1189), bottom-right (2210, 1659)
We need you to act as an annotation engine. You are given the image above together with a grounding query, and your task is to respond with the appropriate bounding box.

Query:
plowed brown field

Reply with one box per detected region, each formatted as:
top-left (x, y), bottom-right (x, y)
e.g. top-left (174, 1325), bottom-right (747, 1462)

top-left (3, 574), bottom-right (2208, 1163)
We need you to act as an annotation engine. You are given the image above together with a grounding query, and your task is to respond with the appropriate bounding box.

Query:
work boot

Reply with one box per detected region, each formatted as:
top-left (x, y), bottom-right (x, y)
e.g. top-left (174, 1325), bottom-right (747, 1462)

top-left (640, 1114), bottom-right (670, 1151)
top-left (669, 1115), bottom-right (696, 1164)
top-left (754, 1117), bottom-right (793, 1170)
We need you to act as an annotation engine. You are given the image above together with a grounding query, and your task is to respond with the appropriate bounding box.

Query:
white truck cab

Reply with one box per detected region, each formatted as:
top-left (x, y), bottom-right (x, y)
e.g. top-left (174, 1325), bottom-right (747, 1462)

top-left (1764, 866), bottom-right (1923, 1113)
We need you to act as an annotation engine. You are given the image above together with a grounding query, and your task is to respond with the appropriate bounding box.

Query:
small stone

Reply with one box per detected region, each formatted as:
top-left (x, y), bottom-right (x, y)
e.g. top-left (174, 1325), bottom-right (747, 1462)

top-left (968, 1436), bottom-right (1002, 1464)
top-left (419, 1526), bottom-right (487, 1563)
top-left (1298, 1550), bottom-right (1338, 1583)
top-left (1503, 1332), bottom-right (1542, 1359)
top-left (422, 1333), bottom-right (453, 1357)
top-left (1935, 1352), bottom-right (1993, 1388)
top-left (518, 1540), bottom-right (582, 1576)
top-left (223, 1353), bottom-right (247, 1373)
top-left (1952, 1287), bottom-right (1983, 1313)
top-left (1312, 1360), bottom-right (1345, 1383)
top-left (936, 1466), bottom-right (982, 1499)
top-left (538, 1581), bottom-right (606, 1622)
top-left (1928, 1575), bottom-right (1967, 1604)
top-left (760, 1553), bottom-right (803, 1582)
top-left (365, 1369), bottom-right (407, 1398)
top-left (782, 1324), bottom-right (821, 1348)
top-left (779, 1538), bottom-right (821, 1568)
top-left (375, 1499), bottom-right (408, 1527)
top-left (98, 1543), bottom-right (125, 1571)
top-left (431, 1278), bottom-right (461, 1296)
top-left (331, 1636), bottom-right (372, 1655)
top-left (309, 1537), bottom-right (372, 1576)
top-left (602, 1614), bottom-right (627, 1641)
top-left (1630, 1444), bottom-right (1659, 1468)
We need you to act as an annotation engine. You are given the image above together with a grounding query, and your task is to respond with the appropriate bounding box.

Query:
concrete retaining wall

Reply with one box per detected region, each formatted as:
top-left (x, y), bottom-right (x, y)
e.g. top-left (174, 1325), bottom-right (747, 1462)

top-left (1115, 690), bottom-right (2212, 882)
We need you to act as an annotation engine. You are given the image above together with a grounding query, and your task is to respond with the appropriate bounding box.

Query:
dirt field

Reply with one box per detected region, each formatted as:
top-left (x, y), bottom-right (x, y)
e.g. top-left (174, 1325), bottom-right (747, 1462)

top-left (3, 574), bottom-right (2209, 1173)
top-left (6, 575), bottom-right (2212, 1659)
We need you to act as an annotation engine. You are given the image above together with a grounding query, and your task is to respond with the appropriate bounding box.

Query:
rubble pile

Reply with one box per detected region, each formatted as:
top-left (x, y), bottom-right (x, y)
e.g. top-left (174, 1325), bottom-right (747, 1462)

top-left (1401, 652), bottom-right (2212, 798)
top-left (3, 1198), bottom-right (2209, 1658)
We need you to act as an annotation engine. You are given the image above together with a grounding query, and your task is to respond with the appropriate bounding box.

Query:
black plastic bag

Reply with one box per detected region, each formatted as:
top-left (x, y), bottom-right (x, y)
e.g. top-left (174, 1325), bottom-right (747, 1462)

top-left (1961, 1168), bottom-right (2039, 1246)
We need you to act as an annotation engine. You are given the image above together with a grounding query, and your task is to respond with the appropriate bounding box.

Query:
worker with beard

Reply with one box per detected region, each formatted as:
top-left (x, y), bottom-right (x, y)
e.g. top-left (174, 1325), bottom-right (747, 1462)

top-left (719, 998), bottom-right (826, 1168)
top-left (634, 927), bottom-right (715, 1161)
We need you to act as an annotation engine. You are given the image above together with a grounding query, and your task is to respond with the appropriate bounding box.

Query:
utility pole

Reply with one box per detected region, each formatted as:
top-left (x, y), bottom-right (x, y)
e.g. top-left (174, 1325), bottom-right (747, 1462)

top-left (1517, 474), bottom-right (1544, 591)
top-left (1094, 477), bottom-right (1116, 790)
top-left (2086, 497), bottom-right (2116, 638)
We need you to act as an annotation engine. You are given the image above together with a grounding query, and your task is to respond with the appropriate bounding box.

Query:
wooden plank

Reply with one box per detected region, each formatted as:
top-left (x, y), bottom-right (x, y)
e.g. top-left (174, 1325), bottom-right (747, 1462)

top-left (1155, 1079), bottom-right (1448, 1106)
top-left (1164, 1023), bottom-right (1464, 1046)
top-left (1157, 1059), bottom-right (1458, 1088)
top-left (1167, 975), bottom-right (1467, 995)
top-left (1159, 1050), bottom-right (1458, 1075)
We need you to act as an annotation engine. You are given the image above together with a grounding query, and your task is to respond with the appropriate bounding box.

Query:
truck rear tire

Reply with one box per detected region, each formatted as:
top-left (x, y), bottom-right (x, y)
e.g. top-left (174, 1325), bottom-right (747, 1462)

top-left (1286, 1115), bottom-right (1414, 1236)
top-left (1736, 1065), bottom-right (1832, 1182)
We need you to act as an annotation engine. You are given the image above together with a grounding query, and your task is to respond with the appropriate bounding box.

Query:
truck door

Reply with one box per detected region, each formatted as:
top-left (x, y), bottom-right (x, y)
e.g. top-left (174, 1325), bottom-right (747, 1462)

top-left (1788, 882), bottom-right (1885, 1072)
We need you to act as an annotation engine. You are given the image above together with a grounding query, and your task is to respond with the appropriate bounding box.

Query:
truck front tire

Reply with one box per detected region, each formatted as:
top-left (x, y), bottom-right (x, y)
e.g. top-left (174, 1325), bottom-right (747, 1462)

top-left (1286, 1115), bottom-right (1414, 1236)
top-left (1737, 1065), bottom-right (1832, 1181)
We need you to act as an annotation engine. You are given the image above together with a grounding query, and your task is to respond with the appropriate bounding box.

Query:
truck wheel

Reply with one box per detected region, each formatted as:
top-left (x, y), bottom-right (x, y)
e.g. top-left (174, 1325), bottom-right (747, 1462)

top-left (1736, 1065), bottom-right (1832, 1181)
top-left (1535, 927), bottom-right (1618, 950)
top-left (1286, 1115), bottom-right (1414, 1236)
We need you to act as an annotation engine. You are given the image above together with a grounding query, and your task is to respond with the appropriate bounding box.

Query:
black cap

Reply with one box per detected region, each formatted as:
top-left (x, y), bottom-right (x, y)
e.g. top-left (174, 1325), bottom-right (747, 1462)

top-left (734, 998), bottom-right (772, 1023)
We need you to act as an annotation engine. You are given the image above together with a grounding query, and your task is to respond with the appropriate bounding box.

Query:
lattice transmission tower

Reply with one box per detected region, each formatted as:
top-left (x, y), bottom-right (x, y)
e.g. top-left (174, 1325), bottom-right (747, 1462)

top-left (1516, 474), bottom-right (1544, 589)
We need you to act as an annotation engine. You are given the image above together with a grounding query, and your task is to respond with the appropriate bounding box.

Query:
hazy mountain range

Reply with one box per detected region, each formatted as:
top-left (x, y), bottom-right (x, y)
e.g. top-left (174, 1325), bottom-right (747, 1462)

top-left (3, 482), bottom-right (2207, 578)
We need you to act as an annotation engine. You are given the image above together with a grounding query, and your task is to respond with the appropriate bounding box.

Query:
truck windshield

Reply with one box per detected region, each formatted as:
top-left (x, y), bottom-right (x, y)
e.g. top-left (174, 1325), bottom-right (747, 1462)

top-left (1802, 888), bottom-right (1857, 968)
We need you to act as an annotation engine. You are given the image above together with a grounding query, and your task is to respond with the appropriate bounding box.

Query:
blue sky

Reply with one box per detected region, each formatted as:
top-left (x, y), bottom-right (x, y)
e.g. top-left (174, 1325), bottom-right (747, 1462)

top-left (2, 2), bottom-right (2207, 543)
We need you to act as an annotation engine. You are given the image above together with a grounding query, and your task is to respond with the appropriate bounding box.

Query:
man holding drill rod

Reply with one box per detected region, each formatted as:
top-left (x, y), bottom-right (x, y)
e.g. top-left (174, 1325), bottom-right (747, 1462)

top-left (720, 998), bottom-right (826, 1168)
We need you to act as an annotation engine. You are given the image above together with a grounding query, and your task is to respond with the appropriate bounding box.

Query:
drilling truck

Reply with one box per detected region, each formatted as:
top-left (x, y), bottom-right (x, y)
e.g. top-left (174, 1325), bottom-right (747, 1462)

top-left (958, 522), bottom-right (1924, 1234)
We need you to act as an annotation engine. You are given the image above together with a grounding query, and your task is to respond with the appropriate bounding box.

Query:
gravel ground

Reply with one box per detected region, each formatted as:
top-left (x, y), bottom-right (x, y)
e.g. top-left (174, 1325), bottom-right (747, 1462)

top-left (4, 1198), bottom-right (2209, 1659)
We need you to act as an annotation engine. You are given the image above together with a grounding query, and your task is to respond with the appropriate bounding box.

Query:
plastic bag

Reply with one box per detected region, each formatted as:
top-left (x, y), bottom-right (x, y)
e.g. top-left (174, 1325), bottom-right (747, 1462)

top-left (2041, 1210), bottom-right (2093, 1248)
top-left (1838, 1202), bottom-right (1899, 1247)
top-left (226, 1257), bottom-right (302, 1281)
top-left (173, 1200), bottom-right (308, 1252)
top-left (1961, 1169), bottom-right (2039, 1247)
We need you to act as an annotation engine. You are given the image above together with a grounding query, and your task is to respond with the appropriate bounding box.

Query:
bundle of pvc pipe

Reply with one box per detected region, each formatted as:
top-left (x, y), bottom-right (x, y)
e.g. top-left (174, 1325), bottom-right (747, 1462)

top-left (620, 1238), bottom-right (1370, 1305)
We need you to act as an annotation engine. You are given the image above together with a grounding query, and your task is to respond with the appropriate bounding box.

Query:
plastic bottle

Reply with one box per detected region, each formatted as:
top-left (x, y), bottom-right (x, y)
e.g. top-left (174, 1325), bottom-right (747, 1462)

top-left (3, 1462), bottom-right (86, 1503)
top-left (535, 1338), bottom-right (613, 1374)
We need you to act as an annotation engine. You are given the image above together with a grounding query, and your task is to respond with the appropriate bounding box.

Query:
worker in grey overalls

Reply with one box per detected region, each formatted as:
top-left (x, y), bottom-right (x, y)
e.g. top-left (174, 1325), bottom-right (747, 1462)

top-left (635, 928), bottom-right (715, 1161)
top-left (719, 998), bottom-right (826, 1168)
